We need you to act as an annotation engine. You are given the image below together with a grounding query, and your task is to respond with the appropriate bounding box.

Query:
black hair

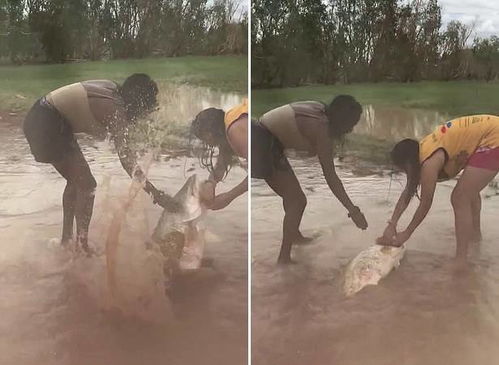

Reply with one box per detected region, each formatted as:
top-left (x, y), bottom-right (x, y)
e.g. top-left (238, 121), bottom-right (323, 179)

top-left (190, 108), bottom-right (232, 178)
top-left (391, 139), bottom-right (421, 203)
top-left (120, 73), bottom-right (158, 121)
top-left (326, 95), bottom-right (362, 138)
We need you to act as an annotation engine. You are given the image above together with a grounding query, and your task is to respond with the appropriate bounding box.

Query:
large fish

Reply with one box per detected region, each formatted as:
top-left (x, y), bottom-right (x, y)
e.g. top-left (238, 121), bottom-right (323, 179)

top-left (149, 174), bottom-right (213, 287)
top-left (343, 244), bottom-right (406, 297)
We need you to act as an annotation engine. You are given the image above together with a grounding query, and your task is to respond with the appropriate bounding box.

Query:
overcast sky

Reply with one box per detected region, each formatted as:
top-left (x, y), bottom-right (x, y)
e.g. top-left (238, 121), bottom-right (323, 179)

top-left (434, 0), bottom-right (498, 39)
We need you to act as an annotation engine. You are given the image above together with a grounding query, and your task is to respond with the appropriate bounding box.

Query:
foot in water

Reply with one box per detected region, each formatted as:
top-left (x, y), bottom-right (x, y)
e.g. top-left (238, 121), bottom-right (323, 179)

top-left (293, 231), bottom-right (320, 245)
top-left (452, 256), bottom-right (470, 276)
top-left (201, 257), bottom-right (215, 268)
top-left (277, 255), bottom-right (298, 265)
top-left (471, 230), bottom-right (482, 243)
top-left (60, 237), bottom-right (73, 248)
top-left (81, 244), bottom-right (96, 257)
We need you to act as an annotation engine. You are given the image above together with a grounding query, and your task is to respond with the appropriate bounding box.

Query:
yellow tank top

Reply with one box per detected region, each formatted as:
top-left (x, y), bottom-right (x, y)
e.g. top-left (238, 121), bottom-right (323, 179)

top-left (224, 98), bottom-right (248, 131)
top-left (419, 115), bottom-right (499, 178)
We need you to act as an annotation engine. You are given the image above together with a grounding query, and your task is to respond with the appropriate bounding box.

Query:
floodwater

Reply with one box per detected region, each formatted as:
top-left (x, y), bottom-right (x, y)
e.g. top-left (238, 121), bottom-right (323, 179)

top-left (0, 85), bottom-right (247, 365)
top-left (355, 104), bottom-right (449, 141)
top-left (252, 107), bottom-right (499, 365)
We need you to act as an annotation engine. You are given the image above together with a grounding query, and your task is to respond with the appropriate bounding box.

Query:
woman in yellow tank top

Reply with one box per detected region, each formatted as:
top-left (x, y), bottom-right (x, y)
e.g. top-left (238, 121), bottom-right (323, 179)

top-left (377, 115), bottom-right (499, 265)
top-left (190, 99), bottom-right (248, 210)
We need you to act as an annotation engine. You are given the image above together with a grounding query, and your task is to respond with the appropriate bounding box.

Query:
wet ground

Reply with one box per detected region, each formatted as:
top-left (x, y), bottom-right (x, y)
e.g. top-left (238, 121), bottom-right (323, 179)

top-left (0, 86), bottom-right (247, 365)
top-left (251, 107), bottom-right (499, 365)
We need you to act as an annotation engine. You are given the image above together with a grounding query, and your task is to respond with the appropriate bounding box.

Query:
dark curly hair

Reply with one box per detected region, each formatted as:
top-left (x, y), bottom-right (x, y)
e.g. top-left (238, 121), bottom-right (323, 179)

top-left (119, 73), bottom-right (158, 121)
top-left (325, 95), bottom-right (363, 138)
top-left (190, 108), bottom-right (233, 179)
top-left (391, 138), bottom-right (421, 203)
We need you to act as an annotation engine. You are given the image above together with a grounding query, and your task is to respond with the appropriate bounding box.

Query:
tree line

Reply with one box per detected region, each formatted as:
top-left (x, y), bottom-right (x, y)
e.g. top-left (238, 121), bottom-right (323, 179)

top-left (0, 0), bottom-right (247, 63)
top-left (252, 0), bottom-right (499, 87)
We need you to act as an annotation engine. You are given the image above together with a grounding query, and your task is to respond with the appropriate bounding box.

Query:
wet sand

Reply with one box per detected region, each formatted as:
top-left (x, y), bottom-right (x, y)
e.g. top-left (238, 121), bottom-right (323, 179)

top-left (252, 154), bottom-right (499, 365)
top-left (0, 86), bottom-right (247, 365)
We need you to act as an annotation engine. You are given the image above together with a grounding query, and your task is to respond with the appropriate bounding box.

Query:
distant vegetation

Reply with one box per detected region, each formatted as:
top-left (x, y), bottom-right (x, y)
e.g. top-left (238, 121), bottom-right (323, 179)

top-left (252, 0), bottom-right (499, 87)
top-left (0, 0), bottom-right (247, 64)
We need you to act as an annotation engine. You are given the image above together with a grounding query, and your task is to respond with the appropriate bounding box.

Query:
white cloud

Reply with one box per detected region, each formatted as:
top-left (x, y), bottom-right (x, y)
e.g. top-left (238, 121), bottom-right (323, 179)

top-left (439, 0), bottom-right (499, 39)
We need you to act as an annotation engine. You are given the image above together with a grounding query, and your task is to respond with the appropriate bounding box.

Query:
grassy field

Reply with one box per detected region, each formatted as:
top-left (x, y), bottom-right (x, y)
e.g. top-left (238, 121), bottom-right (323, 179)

top-left (0, 55), bottom-right (247, 112)
top-left (253, 80), bottom-right (499, 165)
top-left (252, 81), bottom-right (499, 118)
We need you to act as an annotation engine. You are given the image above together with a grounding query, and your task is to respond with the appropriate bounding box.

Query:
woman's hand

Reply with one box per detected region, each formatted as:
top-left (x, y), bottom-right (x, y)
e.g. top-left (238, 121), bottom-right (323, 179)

top-left (348, 206), bottom-right (368, 230)
top-left (209, 192), bottom-right (234, 210)
top-left (378, 229), bottom-right (410, 247)
top-left (392, 230), bottom-right (411, 247)
top-left (376, 223), bottom-right (397, 245)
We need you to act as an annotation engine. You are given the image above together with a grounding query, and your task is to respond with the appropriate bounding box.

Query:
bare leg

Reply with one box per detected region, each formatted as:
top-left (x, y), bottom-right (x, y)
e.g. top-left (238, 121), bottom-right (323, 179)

top-left (75, 187), bottom-right (95, 252)
top-left (265, 168), bottom-right (307, 264)
top-left (471, 193), bottom-right (482, 243)
top-left (53, 146), bottom-right (96, 254)
top-left (61, 183), bottom-right (77, 244)
top-left (451, 166), bottom-right (497, 263)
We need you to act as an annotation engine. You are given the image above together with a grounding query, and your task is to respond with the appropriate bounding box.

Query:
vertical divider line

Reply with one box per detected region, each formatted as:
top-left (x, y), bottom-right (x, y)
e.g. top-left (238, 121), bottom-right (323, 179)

top-left (247, 1), bottom-right (252, 363)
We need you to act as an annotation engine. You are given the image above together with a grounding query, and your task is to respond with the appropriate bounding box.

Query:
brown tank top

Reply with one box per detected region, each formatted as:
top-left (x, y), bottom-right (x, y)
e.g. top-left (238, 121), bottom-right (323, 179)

top-left (260, 101), bottom-right (327, 150)
top-left (46, 80), bottom-right (126, 138)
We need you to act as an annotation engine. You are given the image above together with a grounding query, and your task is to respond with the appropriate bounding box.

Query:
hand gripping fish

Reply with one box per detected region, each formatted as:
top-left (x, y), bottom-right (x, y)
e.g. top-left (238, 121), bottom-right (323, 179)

top-left (343, 245), bottom-right (406, 297)
top-left (149, 174), bottom-right (214, 287)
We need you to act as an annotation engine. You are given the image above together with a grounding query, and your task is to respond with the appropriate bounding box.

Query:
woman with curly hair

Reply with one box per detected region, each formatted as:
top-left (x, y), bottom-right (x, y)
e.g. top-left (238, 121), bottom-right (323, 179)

top-left (190, 99), bottom-right (248, 210)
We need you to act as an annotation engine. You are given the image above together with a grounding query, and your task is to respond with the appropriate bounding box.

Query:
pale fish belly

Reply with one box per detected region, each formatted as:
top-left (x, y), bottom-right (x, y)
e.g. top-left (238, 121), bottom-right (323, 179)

top-left (343, 245), bottom-right (406, 297)
top-left (149, 174), bottom-right (208, 287)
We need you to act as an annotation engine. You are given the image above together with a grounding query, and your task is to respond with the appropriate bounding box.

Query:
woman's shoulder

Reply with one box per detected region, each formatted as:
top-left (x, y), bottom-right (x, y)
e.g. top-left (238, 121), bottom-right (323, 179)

top-left (290, 100), bottom-right (325, 109)
top-left (82, 79), bottom-right (118, 90)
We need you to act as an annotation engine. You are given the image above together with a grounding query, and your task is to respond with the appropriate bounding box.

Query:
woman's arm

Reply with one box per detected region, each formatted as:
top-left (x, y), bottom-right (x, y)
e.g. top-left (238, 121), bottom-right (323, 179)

top-left (209, 118), bottom-right (248, 210)
top-left (209, 176), bottom-right (248, 210)
top-left (111, 122), bottom-right (178, 210)
top-left (393, 153), bottom-right (444, 246)
top-left (316, 133), bottom-right (368, 229)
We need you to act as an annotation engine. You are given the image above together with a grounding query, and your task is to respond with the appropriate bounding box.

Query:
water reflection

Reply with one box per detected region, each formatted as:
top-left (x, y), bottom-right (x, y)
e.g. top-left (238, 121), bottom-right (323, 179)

top-left (355, 105), bottom-right (449, 140)
top-left (156, 83), bottom-right (242, 124)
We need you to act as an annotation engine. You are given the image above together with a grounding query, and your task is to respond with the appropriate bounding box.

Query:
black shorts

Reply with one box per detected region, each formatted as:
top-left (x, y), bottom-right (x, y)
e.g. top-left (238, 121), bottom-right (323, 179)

top-left (251, 119), bottom-right (292, 179)
top-left (23, 98), bottom-right (78, 163)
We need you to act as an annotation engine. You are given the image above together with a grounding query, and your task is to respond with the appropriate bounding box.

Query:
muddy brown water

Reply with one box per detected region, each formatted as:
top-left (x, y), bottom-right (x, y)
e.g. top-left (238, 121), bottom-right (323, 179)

top-left (355, 105), bottom-right (449, 141)
top-left (252, 107), bottom-right (499, 365)
top-left (0, 86), bottom-right (247, 365)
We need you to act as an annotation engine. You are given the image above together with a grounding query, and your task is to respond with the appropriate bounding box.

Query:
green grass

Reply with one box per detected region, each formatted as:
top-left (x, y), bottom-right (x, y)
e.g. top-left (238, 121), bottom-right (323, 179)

top-left (252, 81), bottom-right (499, 118)
top-left (253, 80), bottom-right (499, 166)
top-left (0, 55), bottom-right (247, 112)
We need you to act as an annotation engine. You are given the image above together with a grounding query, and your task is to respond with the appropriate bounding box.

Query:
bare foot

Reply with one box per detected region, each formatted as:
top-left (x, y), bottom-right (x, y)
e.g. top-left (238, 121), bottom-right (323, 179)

top-left (277, 255), bottom-right (297, 265)
top-left (452, 256), bottom-right (470, 276)
top-left (60, 238), bottom-right (73, 247)
top-left (294, 231), bottom-right (320, 245)
top-left (471, 231), bottom-right (482, 243)
top-left (294, 235), bottom-right (314, 245)
top-left (201, 257), bottom-right (214, 268)
top-left (80, 243), bottom-right (95, 257)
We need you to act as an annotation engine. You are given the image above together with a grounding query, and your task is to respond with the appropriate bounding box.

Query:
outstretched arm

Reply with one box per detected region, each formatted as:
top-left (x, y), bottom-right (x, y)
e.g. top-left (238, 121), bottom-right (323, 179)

top-left (209, 175), bottom-right (248, 210)
top-left (390, 153), bottom-right (443, 246)
top-left (377, 172), bottom-right (416, 244)
top-left (111, 124), bottom-right (178, 210)
top-left (209, 145), bottom-right (248, 210)
top-left (316, 133), bottom-right (368, 229)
